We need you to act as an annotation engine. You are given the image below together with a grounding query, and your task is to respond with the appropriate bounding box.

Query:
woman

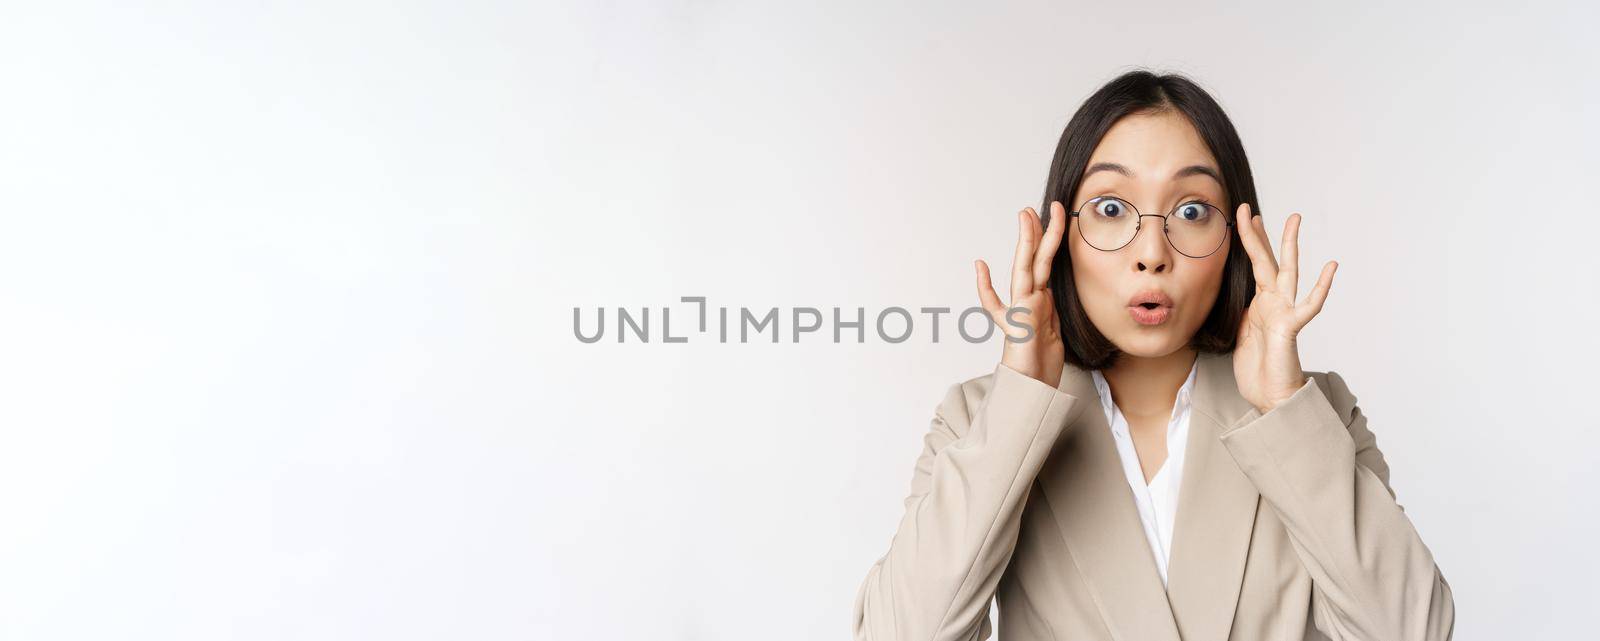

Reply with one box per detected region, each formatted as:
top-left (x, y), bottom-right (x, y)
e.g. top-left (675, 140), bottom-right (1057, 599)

top-left (851, 71), bottom-right (1455, 641)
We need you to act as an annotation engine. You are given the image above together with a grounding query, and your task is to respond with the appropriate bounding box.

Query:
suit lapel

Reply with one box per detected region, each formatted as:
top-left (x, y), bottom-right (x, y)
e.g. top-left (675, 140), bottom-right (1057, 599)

top-left (1164, 351), bottom-right (1261, 640)
top-left (1038, 361), bottom-right (1181, 641)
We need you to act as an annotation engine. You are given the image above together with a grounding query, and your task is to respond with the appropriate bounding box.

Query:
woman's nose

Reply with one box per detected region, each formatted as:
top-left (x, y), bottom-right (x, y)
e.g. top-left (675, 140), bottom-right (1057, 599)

top-left (1131, 214), bottom-right (1172, 273)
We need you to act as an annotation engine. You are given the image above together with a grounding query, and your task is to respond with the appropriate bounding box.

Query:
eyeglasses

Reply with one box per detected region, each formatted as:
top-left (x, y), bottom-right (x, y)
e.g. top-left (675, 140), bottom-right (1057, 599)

top-left (1067, 196), bottom-right (1235, 258)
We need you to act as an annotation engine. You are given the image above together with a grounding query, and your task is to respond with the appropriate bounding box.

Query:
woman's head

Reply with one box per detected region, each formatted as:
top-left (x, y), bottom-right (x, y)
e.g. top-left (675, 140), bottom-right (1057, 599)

top-left (1042, 70), bottom-right (1259, 371)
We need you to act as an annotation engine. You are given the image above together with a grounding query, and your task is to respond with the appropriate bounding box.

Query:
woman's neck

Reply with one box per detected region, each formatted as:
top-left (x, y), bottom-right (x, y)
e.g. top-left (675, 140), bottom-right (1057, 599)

top-left (1102, 348), bottom-right (1198, 419)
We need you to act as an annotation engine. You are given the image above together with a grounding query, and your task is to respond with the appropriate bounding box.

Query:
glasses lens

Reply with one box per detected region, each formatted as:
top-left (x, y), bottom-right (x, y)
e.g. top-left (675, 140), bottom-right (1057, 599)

top-left (1078, 197), bottom-right (1138, 250)
top-left (1166, 201), bottom-right (1228, 257)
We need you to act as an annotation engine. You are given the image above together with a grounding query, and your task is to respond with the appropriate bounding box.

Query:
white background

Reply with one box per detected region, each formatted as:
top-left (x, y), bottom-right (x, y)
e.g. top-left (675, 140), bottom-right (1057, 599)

top-left (2, 1), bottom-right (1596, 639)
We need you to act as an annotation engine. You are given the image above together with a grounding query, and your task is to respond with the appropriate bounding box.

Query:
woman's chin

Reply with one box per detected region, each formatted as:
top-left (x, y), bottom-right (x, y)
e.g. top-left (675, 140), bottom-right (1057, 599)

top-left (1107, 328), bottom-right (1186, 358)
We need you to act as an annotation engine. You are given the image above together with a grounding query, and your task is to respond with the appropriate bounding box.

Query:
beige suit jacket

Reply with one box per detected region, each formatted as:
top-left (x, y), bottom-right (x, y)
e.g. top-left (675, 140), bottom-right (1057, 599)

top-left (852, 351), bottom-right (1454, 640)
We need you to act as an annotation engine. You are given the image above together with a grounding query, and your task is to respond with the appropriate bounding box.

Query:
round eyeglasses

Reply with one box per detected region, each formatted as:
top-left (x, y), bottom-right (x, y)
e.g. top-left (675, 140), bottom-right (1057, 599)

top-left (1067, 196), bottom-right (1235, 258)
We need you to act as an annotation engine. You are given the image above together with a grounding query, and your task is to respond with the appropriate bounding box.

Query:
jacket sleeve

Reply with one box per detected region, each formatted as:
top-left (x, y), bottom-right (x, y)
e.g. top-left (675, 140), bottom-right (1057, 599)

top-left (1219, 370), bottom-right (1456, 641)
top-left (852, 362), bottom-right (1080, 641)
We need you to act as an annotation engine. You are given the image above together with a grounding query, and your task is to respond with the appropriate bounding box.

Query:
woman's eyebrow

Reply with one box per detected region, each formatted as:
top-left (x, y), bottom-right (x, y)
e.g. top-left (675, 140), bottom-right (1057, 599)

top-left (1084, 162), bottom-right (1223, 185)
top-left (1082, 162), bottom-right (1133, 179)
top-left (1173, 164), bottom-right (1224, 185)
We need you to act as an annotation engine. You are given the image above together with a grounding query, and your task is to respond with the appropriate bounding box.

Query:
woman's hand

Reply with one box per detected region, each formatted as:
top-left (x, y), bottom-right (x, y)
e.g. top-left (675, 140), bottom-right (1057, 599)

top-left (975, 203), bottom-right (1068, 389)
top-left (1232, 204), bottom-right (1339, 414)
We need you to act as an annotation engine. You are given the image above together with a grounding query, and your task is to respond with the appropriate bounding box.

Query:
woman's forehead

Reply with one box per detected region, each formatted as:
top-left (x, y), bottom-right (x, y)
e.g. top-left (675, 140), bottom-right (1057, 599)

top-left (1085, 111), bottom-right (1218, 180)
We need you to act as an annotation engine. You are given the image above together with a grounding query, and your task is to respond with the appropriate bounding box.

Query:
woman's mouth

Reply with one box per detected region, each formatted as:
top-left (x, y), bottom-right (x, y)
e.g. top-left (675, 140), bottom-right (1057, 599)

top-left (1128, 301), bottom-right (1172, 325)
top-left (1127, 291), bottom-right (1174, 325)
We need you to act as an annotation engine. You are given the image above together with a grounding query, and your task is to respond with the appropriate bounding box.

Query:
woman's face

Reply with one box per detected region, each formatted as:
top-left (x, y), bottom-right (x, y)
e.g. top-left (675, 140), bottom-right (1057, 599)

top-left (1067, 110), bottom-right (1231, 358)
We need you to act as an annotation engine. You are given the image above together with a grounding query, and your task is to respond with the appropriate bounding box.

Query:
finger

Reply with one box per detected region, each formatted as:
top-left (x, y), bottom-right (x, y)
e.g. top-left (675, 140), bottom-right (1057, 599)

top-left (1010, 208), bottom-right (1039, 298)
top-left (975, 259), bottom-right (1005, 316)
top-left (1295, 260), bottom-right (1337, 327)
top-left (1253, 209), bottom-right (1279, 267)
top-left (1279, 213), bottom-right (1301, 301)
top-left (1235, 202), bottom-right (1279, 288)
top-left (1033, 201), bottom-right (1067, 287)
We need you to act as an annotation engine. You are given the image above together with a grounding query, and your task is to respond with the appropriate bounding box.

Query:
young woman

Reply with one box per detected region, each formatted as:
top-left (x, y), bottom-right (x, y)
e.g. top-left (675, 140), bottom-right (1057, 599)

top-left (851, 71), bottom-right (1455, 641)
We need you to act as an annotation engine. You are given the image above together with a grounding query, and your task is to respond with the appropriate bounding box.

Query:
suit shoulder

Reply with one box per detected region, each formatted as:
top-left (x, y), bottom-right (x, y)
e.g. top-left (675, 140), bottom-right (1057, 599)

top-left (940, 364), bottom-right (1072, 426)
top-left (936, 368), bottom-right (998, 424)
top-left (1305, 369), bottom-right (1359, 422)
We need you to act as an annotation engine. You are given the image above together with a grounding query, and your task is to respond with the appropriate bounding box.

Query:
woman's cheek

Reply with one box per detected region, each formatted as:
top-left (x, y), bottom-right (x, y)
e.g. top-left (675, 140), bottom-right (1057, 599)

top-left (1089, 290), bottom-right (1122, 335)
top-left (1072, 272), bottom-right (1109, 326)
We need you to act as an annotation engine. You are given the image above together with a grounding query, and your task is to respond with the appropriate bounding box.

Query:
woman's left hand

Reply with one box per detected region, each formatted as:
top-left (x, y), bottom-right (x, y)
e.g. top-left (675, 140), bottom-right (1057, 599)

top-left (1232, 204), bottom-right (1339, 415)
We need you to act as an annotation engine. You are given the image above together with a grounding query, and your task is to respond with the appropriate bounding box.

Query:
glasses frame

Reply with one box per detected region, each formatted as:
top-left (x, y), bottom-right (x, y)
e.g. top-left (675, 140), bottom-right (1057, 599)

top-left (1067, 195), bottom-right (1236, 259)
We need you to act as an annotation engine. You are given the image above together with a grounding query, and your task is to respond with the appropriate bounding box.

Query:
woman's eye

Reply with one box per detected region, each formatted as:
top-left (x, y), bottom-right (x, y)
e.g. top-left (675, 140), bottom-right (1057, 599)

top-left (1094, 199), bottom-right (1127, 218)
top-left (1176, 202), bottom-right (1211, 222)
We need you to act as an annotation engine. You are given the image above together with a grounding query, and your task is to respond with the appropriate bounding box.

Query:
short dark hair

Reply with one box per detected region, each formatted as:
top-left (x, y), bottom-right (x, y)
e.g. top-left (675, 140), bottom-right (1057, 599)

top-left (1040, 69), bottom-right (1259, 371)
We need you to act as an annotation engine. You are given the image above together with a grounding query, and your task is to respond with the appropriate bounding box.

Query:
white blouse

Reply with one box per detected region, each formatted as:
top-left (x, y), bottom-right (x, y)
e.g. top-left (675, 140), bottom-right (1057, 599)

top-left (1089, 357), bottom-right (1200, 587)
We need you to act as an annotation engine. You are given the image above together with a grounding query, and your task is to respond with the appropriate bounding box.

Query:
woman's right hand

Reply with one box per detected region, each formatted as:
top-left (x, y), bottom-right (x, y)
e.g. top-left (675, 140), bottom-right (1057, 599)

top-left (975, 202), bottom-right (1068, 389)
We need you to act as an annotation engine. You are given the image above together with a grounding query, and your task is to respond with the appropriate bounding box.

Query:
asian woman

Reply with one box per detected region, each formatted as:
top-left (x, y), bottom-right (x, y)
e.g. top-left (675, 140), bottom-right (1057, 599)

top-left (851, 70), bottom-right (1455, 641)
